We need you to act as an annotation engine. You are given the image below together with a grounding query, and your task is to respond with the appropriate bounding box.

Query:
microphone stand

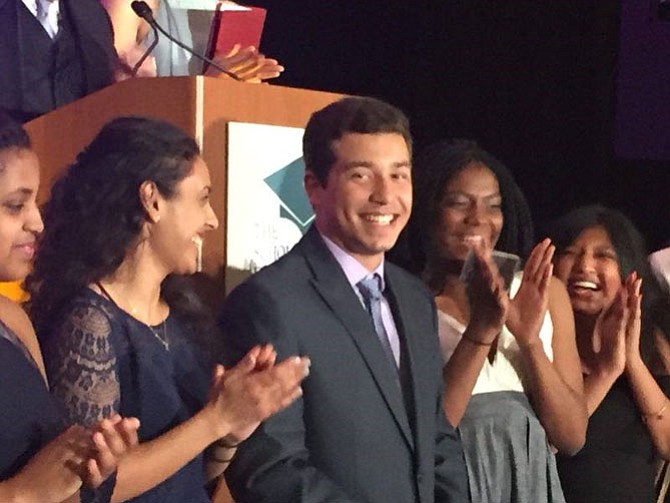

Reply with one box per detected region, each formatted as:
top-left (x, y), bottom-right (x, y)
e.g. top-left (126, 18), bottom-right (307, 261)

top-left (131, 24), bottom-right (159, 76)
top-left (130, 0), bottom-right (241, 81)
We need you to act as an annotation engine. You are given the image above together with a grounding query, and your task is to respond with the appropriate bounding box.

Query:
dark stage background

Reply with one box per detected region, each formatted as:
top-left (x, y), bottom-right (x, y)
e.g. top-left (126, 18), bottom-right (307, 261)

top-left (253, 1), bottom-right (670, 250)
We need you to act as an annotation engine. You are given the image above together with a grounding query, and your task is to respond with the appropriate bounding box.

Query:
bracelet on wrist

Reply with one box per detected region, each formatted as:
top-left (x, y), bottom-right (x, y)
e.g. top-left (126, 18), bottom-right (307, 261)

top-left (211, 453), bottom-right (234, 463)
top-left (461, 333), bottom-right (494, 347)
top-left (642, 398), bottom-right (669, 423)
top-left (216, 435), bottom-right (241, 449)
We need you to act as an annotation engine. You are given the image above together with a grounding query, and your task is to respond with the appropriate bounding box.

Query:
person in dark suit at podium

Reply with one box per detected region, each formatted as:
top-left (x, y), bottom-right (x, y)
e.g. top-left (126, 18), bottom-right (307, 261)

top-left (0, 0), bottom-right (117, 122)
top-left (220, 97), bottom-right (470, 503)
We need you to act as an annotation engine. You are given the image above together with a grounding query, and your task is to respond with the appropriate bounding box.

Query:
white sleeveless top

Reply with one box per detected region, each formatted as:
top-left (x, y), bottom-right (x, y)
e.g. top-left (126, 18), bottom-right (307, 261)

top-left (438, 272), bottom-right (555, 395)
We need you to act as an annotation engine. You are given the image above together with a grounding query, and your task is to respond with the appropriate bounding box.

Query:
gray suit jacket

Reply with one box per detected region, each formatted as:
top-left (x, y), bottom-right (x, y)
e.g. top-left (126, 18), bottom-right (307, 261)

top-left (219, 227), bottom-right (470, 503)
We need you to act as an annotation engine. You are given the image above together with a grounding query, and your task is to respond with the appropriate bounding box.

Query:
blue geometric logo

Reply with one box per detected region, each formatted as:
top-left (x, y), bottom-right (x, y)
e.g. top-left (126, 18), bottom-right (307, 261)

top-left (263, 157), bottom-right (314, 233)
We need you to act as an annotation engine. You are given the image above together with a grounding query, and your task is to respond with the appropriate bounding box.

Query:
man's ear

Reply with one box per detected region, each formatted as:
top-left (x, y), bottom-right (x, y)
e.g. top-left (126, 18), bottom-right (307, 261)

top-left (139, 180), bottom-right (161, 223)
top-left (304, 170), bottom-right (323, 209)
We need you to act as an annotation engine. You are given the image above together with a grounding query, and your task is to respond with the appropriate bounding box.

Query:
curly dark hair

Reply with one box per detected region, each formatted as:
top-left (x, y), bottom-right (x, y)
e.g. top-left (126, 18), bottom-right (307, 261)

top-left (303, 96), bottom-right (412, 186)
top-left (402, 139), bottom-right (535, 275)
top-left (547, 205), bottom-right (670, 363)
top-left (27, 116), bottom-right (211, 341)
top-left (0, 110), bottom-right (31, 152)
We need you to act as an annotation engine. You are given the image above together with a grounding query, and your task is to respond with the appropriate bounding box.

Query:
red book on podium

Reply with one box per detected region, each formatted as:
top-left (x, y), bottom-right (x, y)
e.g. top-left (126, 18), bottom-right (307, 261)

top-left (205, 2), bottom-right (267, 61)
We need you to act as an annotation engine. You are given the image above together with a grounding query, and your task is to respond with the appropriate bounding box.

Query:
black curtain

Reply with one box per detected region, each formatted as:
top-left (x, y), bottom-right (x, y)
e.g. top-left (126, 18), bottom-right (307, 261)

top-left (254, 0), bottom-right (670, 249)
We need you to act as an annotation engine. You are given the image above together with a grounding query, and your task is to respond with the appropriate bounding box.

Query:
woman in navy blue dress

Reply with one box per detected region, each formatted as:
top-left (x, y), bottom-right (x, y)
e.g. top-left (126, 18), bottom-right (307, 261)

top-left (0, 114), bottom-right (138, 502)
top-left (29, 116), bottom-right (310, 502)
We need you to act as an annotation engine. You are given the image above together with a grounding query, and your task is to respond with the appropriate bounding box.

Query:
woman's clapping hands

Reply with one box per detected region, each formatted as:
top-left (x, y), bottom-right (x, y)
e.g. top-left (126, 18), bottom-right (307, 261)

top-left (205, 344), bottom-right (310, 445)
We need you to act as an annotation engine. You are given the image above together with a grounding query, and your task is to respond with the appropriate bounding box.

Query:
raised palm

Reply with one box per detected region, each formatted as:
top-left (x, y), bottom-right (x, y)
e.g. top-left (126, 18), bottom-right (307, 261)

top-left (507, 239), bottom-right (554, 347)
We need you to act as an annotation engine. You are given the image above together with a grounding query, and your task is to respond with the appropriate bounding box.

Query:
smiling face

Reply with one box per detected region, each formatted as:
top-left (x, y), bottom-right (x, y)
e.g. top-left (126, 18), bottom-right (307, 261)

top-left (151, 156), bottom-right (219, 275)
top-left (0, 148), bottom-right (43, 282)
top-left (433, 162), bottom-right (503, 261)
top-left (305, 132), bottom-right (412, 270)
top-left (554, 225), bottom-right (622, 316)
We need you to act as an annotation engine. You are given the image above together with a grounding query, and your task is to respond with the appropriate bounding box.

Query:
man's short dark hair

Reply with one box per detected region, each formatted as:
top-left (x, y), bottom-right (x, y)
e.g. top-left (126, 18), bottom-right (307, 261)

top-left (302, 96), bottom-right (412, 185)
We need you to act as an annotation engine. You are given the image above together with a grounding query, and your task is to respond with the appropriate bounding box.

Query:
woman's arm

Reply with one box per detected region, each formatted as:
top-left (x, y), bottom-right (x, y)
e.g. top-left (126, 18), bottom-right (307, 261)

top-left (112, 350), bottom-right (307, 501)
top-left (0, 426), bottom-right (85, 503)
top-left (49, 304), bottom-right (307, 502)
top-left (441, 243), bottom-right (508, 426)
top-left (626, 353), bottom-right (670, 459)
top-left (47, 303), bottom-right (216, 501)
top-left (441, 325), bottom-right (497, 426)
top-left (529, 277), bottom-right (588, 453)
top-left (621, 274), bottom-right (670, 459)
top-left (0, 297), bottom-right (137, 502)
top-left (508, 240), bottom-right (587, 455)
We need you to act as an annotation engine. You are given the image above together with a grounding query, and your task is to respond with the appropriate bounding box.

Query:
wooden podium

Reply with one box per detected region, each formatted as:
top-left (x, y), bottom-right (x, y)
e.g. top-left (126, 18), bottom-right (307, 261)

top-left (24, 77), bottom-right (343, 310)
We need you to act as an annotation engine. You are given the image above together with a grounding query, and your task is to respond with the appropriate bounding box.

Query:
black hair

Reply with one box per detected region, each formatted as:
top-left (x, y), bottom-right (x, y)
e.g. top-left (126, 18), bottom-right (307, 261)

top-left (547, 205), bottom-right (670, 362)
top-left (28, 116), bottom-right (213, 345)
top-left (406, 139), bottom-right (534, 275)
top-left (0, 110), bottom-right (31, 152)
top-left (303, 96), bottom-right (412, 185)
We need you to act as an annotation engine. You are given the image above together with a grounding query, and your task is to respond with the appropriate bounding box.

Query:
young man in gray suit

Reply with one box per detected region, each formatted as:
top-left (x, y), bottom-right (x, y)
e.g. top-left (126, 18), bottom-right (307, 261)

top-left (219, 96), bottom-right (470, 502)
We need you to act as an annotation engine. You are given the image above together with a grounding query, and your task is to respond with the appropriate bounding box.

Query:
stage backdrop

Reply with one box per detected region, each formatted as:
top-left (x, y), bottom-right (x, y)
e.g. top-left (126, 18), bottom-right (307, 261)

top-left (226, 121), bottom-right (312, 292)
top-left (615, 0), bottom-right (670, 160)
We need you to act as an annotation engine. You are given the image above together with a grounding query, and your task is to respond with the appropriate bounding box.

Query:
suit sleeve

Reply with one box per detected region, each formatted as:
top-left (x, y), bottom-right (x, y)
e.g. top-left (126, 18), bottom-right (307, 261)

top-left (429, 304), bottom-right (471, 502)
top-left (219, 281), bottom-right (360, 503)
top-left (433, 395), bottom-right (471, 502)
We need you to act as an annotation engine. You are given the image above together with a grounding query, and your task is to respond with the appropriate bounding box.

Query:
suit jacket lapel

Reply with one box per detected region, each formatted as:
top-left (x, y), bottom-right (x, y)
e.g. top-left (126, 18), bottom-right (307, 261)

top-left (385, 267), bottom-right (425, 453)
top-left (298, 228), bottom-right (414, 448)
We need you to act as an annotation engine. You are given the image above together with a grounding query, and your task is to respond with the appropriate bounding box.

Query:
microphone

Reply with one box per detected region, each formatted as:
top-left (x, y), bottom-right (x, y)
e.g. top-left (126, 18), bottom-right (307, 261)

top-left (131, 16), bottom-right (158, 76)
top-left (129, 0), bottom-right (241, 81)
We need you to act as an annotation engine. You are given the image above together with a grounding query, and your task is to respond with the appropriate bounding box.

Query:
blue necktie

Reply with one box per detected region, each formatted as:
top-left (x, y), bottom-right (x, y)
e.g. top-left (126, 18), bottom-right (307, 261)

top-left (357, 274), bottom-right (398, 370)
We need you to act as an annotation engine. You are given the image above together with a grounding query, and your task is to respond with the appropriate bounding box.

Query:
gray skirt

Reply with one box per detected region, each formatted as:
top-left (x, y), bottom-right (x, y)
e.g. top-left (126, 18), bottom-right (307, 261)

top-left (459, 391), bottom-right (566, 503)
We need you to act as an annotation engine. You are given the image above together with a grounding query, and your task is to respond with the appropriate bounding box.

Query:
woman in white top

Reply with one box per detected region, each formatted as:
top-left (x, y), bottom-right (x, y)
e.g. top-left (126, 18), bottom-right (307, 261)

top-left (409, 139), bottom-right (587, 502)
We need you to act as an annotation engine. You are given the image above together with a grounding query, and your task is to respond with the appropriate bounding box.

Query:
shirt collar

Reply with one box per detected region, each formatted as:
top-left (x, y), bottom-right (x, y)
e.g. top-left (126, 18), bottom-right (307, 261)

top-left (319, 232), bottom-right (385, 291)
top-left (22, 0), bottom-right (60, 38)
top-left (21, 0), bottom-right (38, 16)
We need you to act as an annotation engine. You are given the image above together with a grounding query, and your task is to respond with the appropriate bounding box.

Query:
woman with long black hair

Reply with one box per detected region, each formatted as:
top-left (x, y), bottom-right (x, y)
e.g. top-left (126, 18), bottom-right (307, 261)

top-left (29, 116), bottom-right (310, 502)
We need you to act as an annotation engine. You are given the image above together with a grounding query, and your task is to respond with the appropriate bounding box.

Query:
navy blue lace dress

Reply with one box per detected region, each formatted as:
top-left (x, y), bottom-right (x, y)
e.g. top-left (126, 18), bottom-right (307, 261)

top-left (42, 289), bottom-right (213, 502)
